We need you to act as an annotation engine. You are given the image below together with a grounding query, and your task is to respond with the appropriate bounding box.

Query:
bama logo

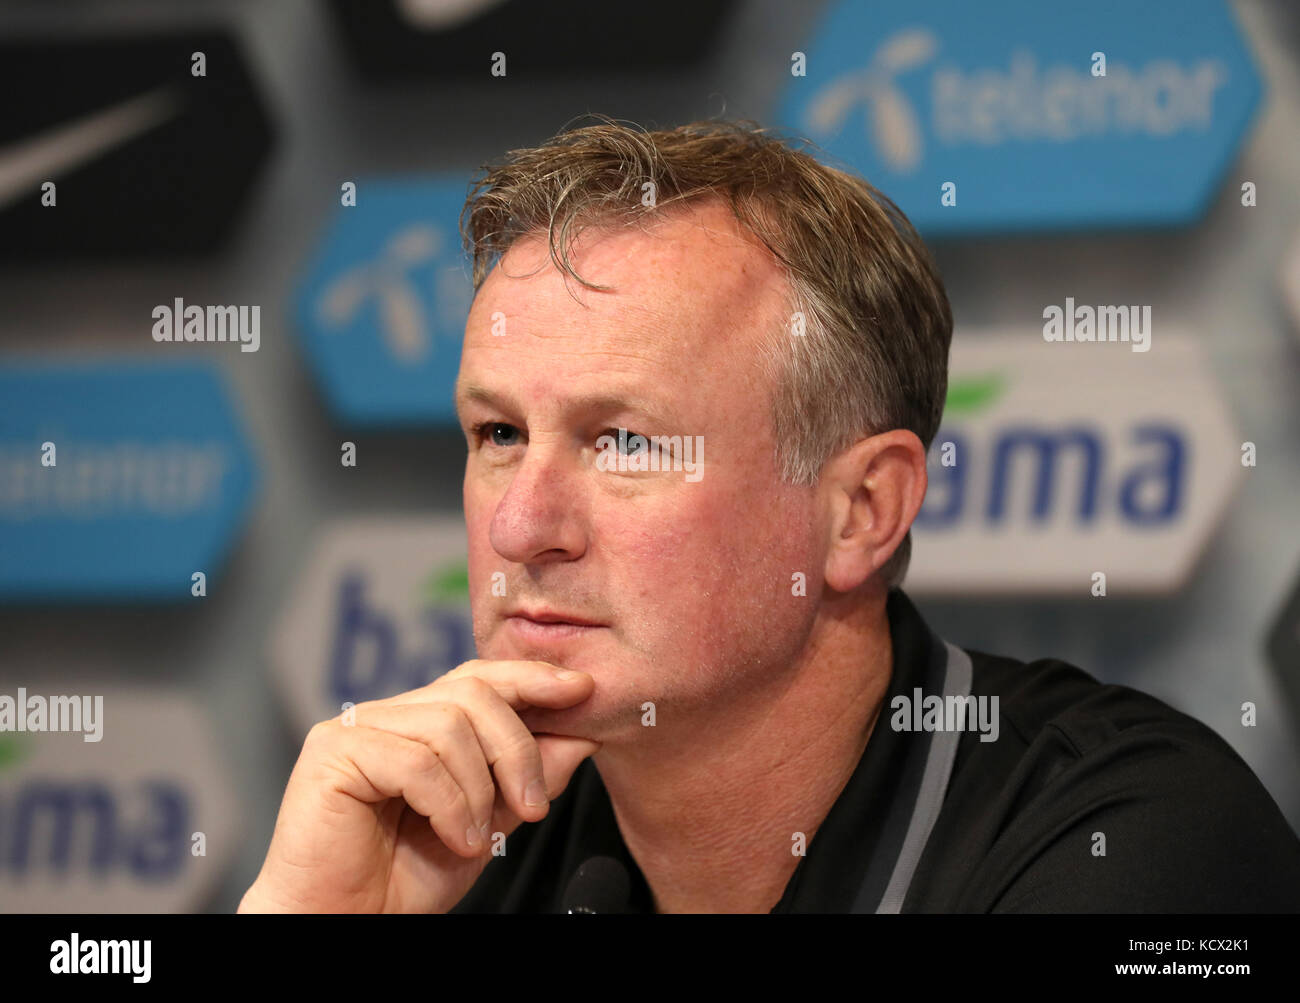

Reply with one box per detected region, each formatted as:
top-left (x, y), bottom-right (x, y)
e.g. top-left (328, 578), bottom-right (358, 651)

top-left (919, 420), bottom-right (1187, 529)
top-left (272, 517), bottom-right (475, 737)
top-left (0, 780), bottom-right (189, 880)
top-left (0, 691), bottom-right (237, 912)
top-left (779, 0), bottom-right (1263, 233)
top-left (294, 179), bottom-right (473, 426)
top-left (328, 568), bottom-right (473, 706)
top-left (905, 334), bottom-right (1241, 595)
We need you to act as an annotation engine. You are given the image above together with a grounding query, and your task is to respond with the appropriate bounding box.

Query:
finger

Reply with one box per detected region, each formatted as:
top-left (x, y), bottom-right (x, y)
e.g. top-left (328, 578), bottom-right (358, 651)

top-left (344, 701), bottom-right (496, 842)
top-left (388, 659), bottom-right (595, 715)
top-left (368, 661), bottom-right (596, 822)
top-left (434, 675), bottom-right (565, 822)
top-left (490, 734), bottom-right (602, 838)
top-left (310, 722), bottom-right (486, 859)
top-left (380, 673), bottom-right (587, 823)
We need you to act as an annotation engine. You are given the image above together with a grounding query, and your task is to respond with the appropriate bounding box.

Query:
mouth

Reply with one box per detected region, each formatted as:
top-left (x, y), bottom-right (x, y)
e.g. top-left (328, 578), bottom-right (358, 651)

top-left (504, 608), bottom-right (607, 642)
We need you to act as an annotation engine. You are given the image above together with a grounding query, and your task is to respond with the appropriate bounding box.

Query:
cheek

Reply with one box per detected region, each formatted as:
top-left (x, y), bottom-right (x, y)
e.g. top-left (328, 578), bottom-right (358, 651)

top-left (463, 483), bottom-right (498, 609)
top-left (609, 484), bottom-right (817, 633)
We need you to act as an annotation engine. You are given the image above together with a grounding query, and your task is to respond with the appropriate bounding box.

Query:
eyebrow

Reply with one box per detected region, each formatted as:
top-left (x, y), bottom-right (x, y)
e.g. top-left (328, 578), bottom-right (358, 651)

top-left (455, 382), bottom-right (506, 414)
top-left (455, 382), bottom-right (678, 427)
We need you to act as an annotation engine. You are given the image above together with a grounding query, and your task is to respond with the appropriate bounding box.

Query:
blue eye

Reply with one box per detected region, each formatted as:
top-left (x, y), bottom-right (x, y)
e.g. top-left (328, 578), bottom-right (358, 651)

top-left (472, 422), bottom-right (521, 448)
top-left (490, 423), bottom-right (519, 447)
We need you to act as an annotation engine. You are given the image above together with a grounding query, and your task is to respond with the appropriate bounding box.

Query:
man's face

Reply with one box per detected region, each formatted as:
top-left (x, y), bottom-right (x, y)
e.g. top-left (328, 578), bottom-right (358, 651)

top-left (455, 202), bottom-right (824, 744)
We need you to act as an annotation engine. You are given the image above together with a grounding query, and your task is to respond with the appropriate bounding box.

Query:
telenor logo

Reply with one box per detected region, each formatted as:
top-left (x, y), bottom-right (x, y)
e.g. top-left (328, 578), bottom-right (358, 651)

top-left (780, 0), bottom-right (1263, 233)
top-left (294, 180), bottom-right (472, 426)
top-left (0, 361), bottom-right (258, 600)
top-left (805, 29), bottom-right (936, 172)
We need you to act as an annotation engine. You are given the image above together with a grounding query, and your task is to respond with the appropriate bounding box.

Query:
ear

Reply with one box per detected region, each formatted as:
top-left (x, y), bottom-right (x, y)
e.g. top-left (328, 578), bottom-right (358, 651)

top-left (821, 429), bottom-right (928, 593)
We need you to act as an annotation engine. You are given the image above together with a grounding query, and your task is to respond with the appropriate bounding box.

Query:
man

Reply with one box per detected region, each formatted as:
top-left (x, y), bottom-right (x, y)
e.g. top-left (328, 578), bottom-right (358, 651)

top-left (241, 120), bottom-right (1300, 914)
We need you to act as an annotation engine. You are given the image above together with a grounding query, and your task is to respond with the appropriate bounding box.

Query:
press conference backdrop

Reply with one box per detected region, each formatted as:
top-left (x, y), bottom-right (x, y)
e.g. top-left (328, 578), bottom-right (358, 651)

top-left (1, 0), bottom-right (1298, 913)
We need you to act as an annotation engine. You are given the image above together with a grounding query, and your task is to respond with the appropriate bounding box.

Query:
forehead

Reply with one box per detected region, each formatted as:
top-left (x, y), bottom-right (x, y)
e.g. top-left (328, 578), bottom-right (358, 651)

top-left (457, 201), bottom-right (789, 408)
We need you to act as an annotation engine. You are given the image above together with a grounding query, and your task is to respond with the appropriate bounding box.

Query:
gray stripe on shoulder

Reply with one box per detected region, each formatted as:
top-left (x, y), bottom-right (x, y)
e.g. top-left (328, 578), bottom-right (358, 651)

top-left (875, 641), bottom-right (973, 914)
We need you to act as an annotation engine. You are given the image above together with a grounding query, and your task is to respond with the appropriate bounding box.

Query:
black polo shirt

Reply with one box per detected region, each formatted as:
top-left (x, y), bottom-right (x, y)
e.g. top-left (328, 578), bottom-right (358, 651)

top-left (450, 588), bottom-right (1300, 913)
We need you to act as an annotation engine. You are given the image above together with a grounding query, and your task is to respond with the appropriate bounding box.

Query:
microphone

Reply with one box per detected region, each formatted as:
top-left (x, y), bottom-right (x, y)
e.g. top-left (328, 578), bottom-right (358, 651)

top-left (561, 856), bottom-right (631, 914)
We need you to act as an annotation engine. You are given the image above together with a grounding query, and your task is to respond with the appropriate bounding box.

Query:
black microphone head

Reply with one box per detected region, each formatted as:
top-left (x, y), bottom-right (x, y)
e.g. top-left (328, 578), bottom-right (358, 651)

top-left (561, 856), bottom-right (631, 914)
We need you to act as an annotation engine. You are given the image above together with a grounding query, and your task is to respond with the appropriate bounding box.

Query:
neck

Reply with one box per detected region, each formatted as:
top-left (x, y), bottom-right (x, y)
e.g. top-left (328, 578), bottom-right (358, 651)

top-left (593, 588), bottom-right (894, 913)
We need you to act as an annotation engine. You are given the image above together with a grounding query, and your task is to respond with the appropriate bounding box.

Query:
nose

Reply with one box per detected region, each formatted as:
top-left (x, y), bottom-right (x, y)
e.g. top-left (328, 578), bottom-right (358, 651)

top-left (488, 441), bottom-right (588, 566)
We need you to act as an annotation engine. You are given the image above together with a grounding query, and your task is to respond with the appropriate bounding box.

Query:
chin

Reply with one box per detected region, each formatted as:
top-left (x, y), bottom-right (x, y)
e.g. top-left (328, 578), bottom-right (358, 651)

top-left (523, 668), bottom-right (651, 741)
top-left (518, 700), bottom-right (609, 742)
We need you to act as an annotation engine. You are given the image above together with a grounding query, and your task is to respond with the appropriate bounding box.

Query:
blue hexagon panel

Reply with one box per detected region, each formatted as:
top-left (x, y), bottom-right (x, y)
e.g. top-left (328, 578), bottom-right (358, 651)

top-left (294, 178), bottom-right (473, 426)
top-left (0, 360), bottom-right (259, 600)
top-left (777, 0), bottom-right (1264, 235)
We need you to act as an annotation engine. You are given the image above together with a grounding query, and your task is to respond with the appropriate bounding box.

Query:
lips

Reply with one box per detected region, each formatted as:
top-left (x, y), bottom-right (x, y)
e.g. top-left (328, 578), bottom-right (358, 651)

top-left (506, 608), bottom-right (605, 627)
top-left (504, 608), bottom-right (607, 642)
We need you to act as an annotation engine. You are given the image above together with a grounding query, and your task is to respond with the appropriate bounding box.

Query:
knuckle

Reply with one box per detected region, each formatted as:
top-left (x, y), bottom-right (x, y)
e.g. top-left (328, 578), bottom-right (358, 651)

top-left (429, 763), bottom-right (464, 806)
top-left (403, 741), bottom-right (441, 777)
top-left (440, 659), bottom-right (481, 683)
top-left (472, 777), bottom-right (498, 808)
top-left (501, 727), bottom-right (540, 763)
top-left (450, 675), bottom-right (496, 706)
top-left (303, 720), bottom-right (337, 749)
top-left (431, 703), bottom-right (470, 740)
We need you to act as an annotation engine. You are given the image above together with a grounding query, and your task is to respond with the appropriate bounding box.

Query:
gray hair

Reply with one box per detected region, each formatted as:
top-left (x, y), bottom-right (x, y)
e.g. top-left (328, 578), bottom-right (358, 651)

top-left (461, 117), bottom-right (952, 588)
